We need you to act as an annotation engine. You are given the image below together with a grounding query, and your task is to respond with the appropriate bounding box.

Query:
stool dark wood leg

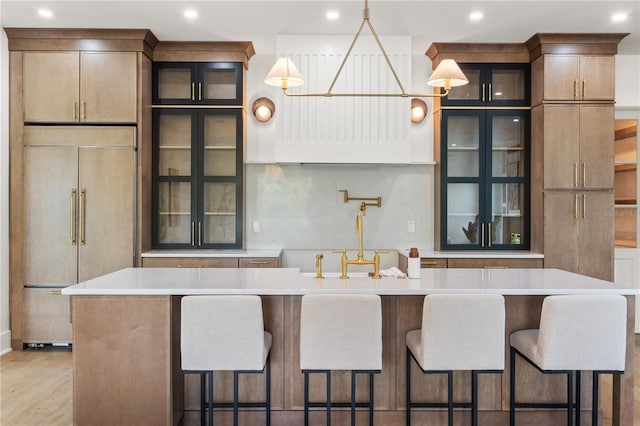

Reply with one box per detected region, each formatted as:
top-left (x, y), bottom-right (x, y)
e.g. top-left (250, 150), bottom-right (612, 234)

top-left (592, 371), bottom-right (600, 426)
top-left (575, 371), bottom-right (581, 426)
top-left (304, 371), bottom-right (309, 426)
top-left (351, 371), bottom-right (356, 426)
top-left (447, 370), bottom-right (453, 426)
top-left (510, 347), bottom-right (516, 426)
top-left (369, 372), bottom-right (374, 426)
top-left (208, 372), bottom-right (214, 426)
top-left (233, 371), bottom-right (239, 426)
top-left (200, 373), bottom-right (206, 426)
top-left (326, 371), bottom-right (332, 426)
top-left (472, 370), bottom-right (478, 426)
top-left (567, 371), bottom-right (573, 426)
top-left (406, 348), bottom-right (411, 426)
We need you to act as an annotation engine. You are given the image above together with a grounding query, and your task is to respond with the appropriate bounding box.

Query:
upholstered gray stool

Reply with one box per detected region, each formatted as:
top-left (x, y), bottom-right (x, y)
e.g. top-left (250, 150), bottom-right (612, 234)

top-left (406, 294), bottom-right (506, 426)
top-left (181, 295), bottom-right (272, 426)
top-left (510, 294), bottom-right (627, 426)
top-left (300, 294), bottom-right (383, 426)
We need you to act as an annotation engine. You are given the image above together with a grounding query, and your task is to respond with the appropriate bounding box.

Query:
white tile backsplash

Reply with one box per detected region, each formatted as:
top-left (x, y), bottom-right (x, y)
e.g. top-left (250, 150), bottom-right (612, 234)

top-left (245, 164), bottom-right (434, 262)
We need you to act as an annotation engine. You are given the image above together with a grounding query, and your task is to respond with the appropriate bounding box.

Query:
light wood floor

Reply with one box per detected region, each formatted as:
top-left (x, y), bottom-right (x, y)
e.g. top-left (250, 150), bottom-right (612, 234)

top-left (1, 345), bottom-right (639, 426)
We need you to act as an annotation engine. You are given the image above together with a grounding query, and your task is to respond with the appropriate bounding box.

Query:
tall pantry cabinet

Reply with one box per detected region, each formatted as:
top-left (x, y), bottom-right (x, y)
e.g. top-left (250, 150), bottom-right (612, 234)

top-left (527, 33), bottom-right (628, 281)
top-left (5, 29), bottom-right (158, 348)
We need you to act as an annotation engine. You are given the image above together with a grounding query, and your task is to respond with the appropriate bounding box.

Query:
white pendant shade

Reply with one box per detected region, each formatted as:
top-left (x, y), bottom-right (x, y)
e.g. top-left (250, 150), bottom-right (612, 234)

top-left (427, 59), bottom-right (469, 88)
top-left (264, 57), bottom-right (304, 89)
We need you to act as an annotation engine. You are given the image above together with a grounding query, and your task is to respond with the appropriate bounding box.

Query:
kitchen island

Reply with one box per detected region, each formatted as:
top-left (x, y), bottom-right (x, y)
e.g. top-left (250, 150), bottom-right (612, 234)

top-left (63, 268), bottom-right (637, 426)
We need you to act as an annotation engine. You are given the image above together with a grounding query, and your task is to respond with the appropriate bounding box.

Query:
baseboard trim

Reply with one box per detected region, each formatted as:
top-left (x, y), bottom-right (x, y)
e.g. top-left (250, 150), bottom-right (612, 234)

top-left (0, 330), bottom-right (12, 355)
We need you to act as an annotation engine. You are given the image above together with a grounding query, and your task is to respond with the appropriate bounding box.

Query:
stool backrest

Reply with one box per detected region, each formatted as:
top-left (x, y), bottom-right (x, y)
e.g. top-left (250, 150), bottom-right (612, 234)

top-left (300, 294), bottom-right (382, 371)
top-left (420, 294), bottom-right (505, 370)
top-left (538, 294), bottom-right (627, 371)
top-left (181, 295), bottom-right (267, 371)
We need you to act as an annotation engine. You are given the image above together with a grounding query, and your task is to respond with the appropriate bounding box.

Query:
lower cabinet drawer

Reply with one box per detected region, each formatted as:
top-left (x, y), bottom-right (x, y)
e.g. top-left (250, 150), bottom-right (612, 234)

top-left (447, 258), bottom-right (543, 268)
top-left (239, 258), bottom-right (280, 268)
top-left (23, 287), bottom-right (72, 344)
top-left (142, 257), bottom-right (239, 268)
top-left (420, 258), bottom-right (448, 268)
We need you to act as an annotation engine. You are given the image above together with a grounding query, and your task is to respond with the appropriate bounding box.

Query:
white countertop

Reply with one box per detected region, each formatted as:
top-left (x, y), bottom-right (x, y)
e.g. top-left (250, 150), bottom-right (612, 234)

top-left (398, 250), bottom-right (544, 259)
top-left (141, 249), bottom-right (282, 258)
top-left (62, 267), bottom-right (638, 296)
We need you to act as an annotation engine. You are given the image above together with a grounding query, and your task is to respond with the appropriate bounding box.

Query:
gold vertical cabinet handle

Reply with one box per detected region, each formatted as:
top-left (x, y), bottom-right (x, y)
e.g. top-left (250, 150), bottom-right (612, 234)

top-left (573, 163), bottom-right (578, 188)
top-left (582, 163), bottom-right (586, 187)
top-left (70, 189), bottom-right (77, 245)
top-left (481, 223), bottom-right (485, 247)
top-left (488, 83), bottom-right (492, 102)
top-left (198, 82), bottom-right (202, 101)
top-left (574, 79), bottom-right (578, 99)
top-left (81, 102), bottom-right (86, 120)
top-left (191, 222), bottom-right (196, 246)
top-left (79, 189), bottom-right (86, 245)
top-left (481, 83), bottom-right (486, 102)
top-left (582, 194), bottom-right (586, 219)
top-left (198, 222), bottom-right (202, 246)
top-left (574, 194), bottom-right (579, 219)
top-left (582, 80), bottom-right (586, 98)
top-left (191, 83), bottom-right (195, 101)
top-left (72, 102), bottom-right (77, 120)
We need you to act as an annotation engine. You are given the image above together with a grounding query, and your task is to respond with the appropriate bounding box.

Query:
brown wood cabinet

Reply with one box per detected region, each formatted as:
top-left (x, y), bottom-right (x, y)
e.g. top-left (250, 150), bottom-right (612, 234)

top-left (535, 55), bottom-right (615, 102)
top-left (543, 191), bottom-right (615, 281)
top-left (6, 28), bottom-right (157, 348)
top-left (398, 255), bottom-right (542, 272)
top-left (23, 51), bottom-right (137, 123)
top-left (22, 126), bottom-right (136, 343)
top-left (539, 104), bottom-right (614, 190)
top-left (142, 256), bottom-right (280, 268)
top-left (526, 33), bottom-right (626, 281)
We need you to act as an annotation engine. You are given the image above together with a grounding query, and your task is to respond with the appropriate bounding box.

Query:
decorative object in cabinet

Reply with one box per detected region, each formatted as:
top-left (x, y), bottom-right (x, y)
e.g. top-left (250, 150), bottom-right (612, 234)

top-left (23, 51), bottom-right (137, 123)
top-left (152, 108), bottom-right (243, 249)
top-left (440, 109), bottom-right (530, 249)
top-left (152, 62), bottom-right (242, 105)
top-left (441, 63), bottom-right (530, 107)
top-left (614, 119), bottom-right (638, 248)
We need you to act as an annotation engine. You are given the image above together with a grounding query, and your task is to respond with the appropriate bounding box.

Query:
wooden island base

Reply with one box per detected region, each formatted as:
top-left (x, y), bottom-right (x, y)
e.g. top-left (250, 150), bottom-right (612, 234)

top-left (72, 294), bottom-right (635, 426)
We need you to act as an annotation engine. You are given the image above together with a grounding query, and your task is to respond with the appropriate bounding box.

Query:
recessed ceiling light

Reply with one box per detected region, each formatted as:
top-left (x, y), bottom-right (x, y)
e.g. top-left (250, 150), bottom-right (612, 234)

top-left (469, 12), bottom-right (484, 22)
top-left (37, 8), bottom-right (53, 18)
top-left (326, 10), bottom-right (340, 21)
top-left (184, 9), bottom-right (198, 20)
top-left (612, 13), bottom-right (628, 22)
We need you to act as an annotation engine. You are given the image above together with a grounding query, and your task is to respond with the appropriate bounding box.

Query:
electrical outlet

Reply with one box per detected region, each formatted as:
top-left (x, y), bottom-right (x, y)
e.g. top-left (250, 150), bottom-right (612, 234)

top-left (408, 220), bottom-right (416, 233)
top-left (253, 221), bottom-right (261, 233)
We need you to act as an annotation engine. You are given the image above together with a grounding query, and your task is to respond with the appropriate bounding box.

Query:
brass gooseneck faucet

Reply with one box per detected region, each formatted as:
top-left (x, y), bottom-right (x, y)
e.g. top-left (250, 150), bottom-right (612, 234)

top-left (333, 202), bottom-right (387, 279)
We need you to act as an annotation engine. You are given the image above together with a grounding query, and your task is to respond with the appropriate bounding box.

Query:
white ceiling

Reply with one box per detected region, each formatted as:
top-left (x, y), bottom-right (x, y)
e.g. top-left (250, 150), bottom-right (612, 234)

top-left (1, 1), bottom-right (639, 55)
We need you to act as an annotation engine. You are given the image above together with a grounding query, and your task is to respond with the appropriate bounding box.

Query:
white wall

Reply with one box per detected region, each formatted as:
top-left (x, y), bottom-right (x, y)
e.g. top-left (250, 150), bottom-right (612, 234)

top-left (615, 55), bottom-right (640, 108)
top-left (1, 30), bottom-right (10, 355)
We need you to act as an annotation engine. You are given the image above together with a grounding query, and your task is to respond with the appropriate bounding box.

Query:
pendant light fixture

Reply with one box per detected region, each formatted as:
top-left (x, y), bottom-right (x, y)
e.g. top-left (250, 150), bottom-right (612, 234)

top-left (264, 0), bottom-right (468, 98)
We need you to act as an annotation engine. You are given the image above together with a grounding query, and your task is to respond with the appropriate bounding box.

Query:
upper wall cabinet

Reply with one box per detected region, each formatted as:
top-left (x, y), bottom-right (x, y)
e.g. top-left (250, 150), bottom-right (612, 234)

top-left (23, 51), bottom-right (137, 123)
top-left (441, 63), bottom-right (530, 107)
top-left (152, 62), bottom-right (242, 105)
top-left (536, 55), bottom-right (615, 102)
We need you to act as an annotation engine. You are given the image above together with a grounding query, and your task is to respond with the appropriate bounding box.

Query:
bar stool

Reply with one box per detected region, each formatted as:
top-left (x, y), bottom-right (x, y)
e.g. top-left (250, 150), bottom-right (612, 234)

top-left (510, 294), bottom-right (627, 426)
top-left (300, 294), bottom-right (382, 426)
top-left (181, 295), bottom-right (272, 426)
top-left (406, 294), bottom-right (505, 426)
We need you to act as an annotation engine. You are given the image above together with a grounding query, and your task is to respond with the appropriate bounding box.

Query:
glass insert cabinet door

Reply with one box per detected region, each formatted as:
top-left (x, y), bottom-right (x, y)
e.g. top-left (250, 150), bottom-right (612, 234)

top-left (441, 109), bottom-right (529, 249)
top-left (153, 108), bottom-right (243, 249)
top-left (152, 62), bottom-right (243, 106)
top-left (442, 63), bottom-right (530, 107)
